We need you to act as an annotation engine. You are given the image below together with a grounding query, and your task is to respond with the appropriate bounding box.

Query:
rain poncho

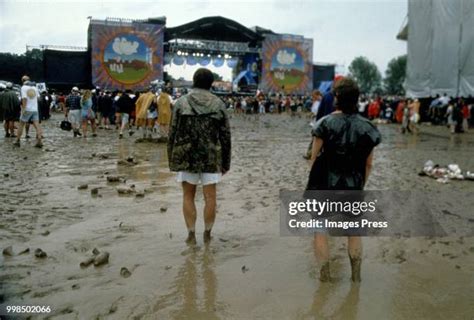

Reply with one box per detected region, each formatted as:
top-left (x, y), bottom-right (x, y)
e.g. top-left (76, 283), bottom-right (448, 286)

top-left (306, 113), bottom-right (381, 190)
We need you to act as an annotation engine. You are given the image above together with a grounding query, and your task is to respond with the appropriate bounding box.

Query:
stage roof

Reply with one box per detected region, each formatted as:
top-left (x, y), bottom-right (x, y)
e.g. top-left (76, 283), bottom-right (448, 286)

top-left (165, 16), bottom-right (263, 45)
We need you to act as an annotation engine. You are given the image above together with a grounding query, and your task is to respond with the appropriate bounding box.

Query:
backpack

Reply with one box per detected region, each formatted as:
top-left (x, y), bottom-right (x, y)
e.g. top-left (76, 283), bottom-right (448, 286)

top-left (60, 119), bottom-right (72, 131)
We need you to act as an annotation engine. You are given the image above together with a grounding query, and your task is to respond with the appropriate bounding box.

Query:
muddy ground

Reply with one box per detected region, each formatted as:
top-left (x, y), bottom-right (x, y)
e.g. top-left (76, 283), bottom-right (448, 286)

top-left (1, 113), bottom-right (474, 319)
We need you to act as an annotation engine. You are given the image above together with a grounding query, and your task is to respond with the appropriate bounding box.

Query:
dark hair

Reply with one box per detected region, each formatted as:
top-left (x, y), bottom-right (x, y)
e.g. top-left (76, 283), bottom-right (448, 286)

top-left (332, 78), bottom-right (359, 114)
top-left (193, 68), bottom-right (214, 90)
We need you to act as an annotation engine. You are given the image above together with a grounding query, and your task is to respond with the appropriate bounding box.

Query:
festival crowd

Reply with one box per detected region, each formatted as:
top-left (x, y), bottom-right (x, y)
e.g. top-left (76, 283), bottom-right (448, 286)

top-left (1, 76), bottom-right (473, 148)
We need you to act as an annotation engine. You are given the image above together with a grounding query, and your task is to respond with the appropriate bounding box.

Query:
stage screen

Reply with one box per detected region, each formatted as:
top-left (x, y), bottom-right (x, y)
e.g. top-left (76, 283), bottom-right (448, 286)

top-left (89, 20), bottom-right (164, 91)
top-left (313, 64), bottom-right (335, 90)
top-left (261, 34), bottom-right (313, 95)
top-left (43, 50), bottom-right (90, 87)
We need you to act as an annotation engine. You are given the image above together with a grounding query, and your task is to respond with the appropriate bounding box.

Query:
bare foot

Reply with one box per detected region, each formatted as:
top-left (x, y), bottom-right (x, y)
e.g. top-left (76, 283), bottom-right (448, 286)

top-left (350, 256), bottom-right (361, 282)
top-left (185, 231), bottom-right (196, 245)
top-left (203, 230), bottom-right (212, 244)
top-left (320, 262), bottom-right (331, 282)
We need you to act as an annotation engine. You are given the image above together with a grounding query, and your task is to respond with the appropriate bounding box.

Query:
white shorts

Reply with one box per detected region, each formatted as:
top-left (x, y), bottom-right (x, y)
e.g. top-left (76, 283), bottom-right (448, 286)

top-left (147, 110), bottom-right (157, 119)
top-left (176, 172), bottom-right (222, 185)
top-left (121, 113), bottom-right (130, 126)
top-left (68, 109), bottom-right (81, 126)
top-left (410, 113), bottom-right (420, 124)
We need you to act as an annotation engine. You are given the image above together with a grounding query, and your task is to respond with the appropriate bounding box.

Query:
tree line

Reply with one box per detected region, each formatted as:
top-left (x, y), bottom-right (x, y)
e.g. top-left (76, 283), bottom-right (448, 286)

top-left (348, 55), bottom-right (407, 96)
top-left (0, 49), bottom-right (44, 84)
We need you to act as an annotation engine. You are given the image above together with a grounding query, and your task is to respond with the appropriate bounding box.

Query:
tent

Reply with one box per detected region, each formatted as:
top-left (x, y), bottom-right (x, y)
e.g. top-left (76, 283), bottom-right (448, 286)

top-left (404, 0), bottom-right (474, 98)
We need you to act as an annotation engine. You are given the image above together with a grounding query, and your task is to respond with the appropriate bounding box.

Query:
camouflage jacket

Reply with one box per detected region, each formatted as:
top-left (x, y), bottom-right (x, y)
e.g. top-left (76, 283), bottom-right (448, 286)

top-left (168, 89), bottom-right (231, 173)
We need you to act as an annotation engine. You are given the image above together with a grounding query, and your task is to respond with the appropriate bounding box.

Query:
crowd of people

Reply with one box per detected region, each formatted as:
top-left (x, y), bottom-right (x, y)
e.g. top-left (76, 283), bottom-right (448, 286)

top-left (0, 77), bottom-right (174, 145)
top-left (61, 86), bottom-right (173, 139)
top-left (1, 75), bottom-right (473, 149)
top-left (212, 91), bottom-right (472, 136)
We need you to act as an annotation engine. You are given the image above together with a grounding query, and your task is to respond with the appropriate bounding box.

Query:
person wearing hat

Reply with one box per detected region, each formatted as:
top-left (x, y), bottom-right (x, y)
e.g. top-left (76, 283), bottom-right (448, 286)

top-left (14, 75), bottom-right (43, 148)
top-left (0, 82), bottom-right (21, 138)
top-left (65, 86), bottom-right (82, 137)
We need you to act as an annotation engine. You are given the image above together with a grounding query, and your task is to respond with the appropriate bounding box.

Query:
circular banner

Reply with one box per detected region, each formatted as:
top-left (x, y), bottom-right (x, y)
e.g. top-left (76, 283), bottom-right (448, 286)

top-left (227, 58), bottom-right (238, 68)
top-left (212, 57), bottom-right (224, 67)
top-left (199, 57), bottom-right (211, 66)
top-left (186, 56), bottom-right (197, 66)
top-left (172, 54), bottom-right (185, 66)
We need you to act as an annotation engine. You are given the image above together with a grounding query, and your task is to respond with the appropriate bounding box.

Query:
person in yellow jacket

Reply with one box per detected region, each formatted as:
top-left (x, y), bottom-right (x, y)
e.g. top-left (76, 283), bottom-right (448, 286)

top-left (157, 89), bottom-right (172, 136)
top-left (135, 88), bottom-right (157, 139)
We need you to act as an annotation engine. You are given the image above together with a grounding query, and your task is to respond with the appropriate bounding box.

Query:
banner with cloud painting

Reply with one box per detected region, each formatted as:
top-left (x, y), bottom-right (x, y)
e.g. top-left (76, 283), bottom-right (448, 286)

top-left (90, 21), bottom-right (164, 91)
top-left (261, 34), bottom-right (313, 95)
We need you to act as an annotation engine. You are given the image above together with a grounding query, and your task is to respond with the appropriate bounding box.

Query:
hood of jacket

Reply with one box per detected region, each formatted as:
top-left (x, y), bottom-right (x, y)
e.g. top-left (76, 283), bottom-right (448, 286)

top-left (183, 88), bottom-right (224, 116)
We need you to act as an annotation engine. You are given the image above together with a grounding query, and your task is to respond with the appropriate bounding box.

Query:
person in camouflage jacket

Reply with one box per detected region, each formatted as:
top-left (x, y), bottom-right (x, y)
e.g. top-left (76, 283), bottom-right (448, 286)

top-left (168, 84), bottom-right (231, 174)
top-left (167, 68), bottom-right (231, 246)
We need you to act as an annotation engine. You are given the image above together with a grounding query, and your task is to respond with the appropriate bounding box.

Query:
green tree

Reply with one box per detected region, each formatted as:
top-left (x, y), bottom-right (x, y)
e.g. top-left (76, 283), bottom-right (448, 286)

top-left (0, 49), bottom-right (44, 83)
top-left (384, 55), bottom-right (407, 95)
top-left (212, 72), bottom-right (223, 81)
top-left (348, 56), bottom-right (382, 94)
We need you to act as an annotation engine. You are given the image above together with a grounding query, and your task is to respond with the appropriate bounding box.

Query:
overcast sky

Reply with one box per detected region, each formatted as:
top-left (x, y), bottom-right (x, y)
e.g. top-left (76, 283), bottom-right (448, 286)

top-left (0, 0), bottom-right (407, 81)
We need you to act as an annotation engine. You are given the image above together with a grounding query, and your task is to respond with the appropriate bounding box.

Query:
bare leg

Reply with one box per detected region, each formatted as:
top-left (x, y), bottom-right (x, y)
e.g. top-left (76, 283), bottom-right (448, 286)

top-left (31, 121), bottom-right (43, 147)
top-left (5, 121), bottom-right (15, 137)
top-left (163, 124), bottom-right (170, 137)
top-left (91, 119), bottom-right (97, 135)
top-left (348, 236), bottom-right (362, 282)
top-left (182, 182), bottom-right (197, 245)
top-left (202, 183), bottom-right (217, 244)
top-left (314, 234), bottom-right (330, 281)
top-left (15, 121), bottom-right (26, 145)
top-left (9, 121), bottom-right (16, 136)
top-left (97, 113), bottom-right (103, 128)
top-left (82, 120), bottom-right (88, 137)
top-left (146, 119), bottom-right (154, 139)
top-left (120, 118), bottom-right (126, 135)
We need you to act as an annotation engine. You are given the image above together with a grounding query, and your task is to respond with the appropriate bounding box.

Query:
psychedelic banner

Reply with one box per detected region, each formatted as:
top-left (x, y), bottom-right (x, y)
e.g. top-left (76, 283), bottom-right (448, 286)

top-left (90, 20), bottom-right (164, 91)
top-left (261, 34), bottom-right (313, 95)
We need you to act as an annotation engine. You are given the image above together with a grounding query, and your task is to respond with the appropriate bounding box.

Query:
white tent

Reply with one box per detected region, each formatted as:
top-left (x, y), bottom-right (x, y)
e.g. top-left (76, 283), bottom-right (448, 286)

top-left (404, 0), bottom-right (474, 98)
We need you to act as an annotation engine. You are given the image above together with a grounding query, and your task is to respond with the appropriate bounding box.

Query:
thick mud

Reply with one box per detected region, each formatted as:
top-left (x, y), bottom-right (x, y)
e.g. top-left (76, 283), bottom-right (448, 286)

top-left (1, 114), bottom-right (473, 319)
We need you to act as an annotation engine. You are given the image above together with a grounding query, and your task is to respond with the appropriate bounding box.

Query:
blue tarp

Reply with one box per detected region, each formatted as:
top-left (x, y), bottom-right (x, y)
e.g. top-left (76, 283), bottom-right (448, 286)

top-left (233, 70), bottom-right (257, 86)
top-left (318, 81), bottom-right (333, 94)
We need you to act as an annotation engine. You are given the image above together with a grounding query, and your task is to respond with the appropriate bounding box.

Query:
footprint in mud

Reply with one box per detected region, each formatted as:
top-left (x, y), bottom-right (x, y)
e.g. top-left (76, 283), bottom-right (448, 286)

top-left (118, 223), bottom-right (138, 233)
top-left (394, 250), bottom-right (407, 263)
top-left (242, 201), bottom-right (256, 211)
top-left (260, 201), bottom-right (270, 208)
top-left (32, 286), bottom-right (62, 298)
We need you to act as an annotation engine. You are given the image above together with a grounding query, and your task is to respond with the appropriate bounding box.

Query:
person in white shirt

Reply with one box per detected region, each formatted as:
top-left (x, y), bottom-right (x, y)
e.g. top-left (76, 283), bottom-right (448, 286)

top-left (304, 90), bottom-right (323, 159)
top-left (439, 93), bottom-right (450, 107)
top-left (311, 90), bottom-right (322, 117)
top-left (14, 75), bottom-right (43, 148)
